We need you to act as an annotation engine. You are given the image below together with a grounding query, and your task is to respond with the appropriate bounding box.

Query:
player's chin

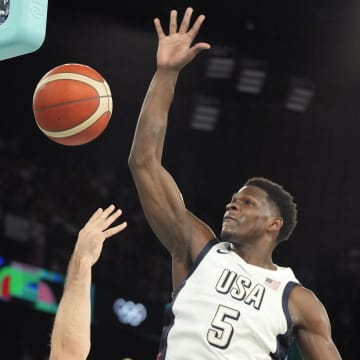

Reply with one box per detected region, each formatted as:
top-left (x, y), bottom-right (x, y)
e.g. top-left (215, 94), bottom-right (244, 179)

top-left (220, 228), bottom-right (232, 241)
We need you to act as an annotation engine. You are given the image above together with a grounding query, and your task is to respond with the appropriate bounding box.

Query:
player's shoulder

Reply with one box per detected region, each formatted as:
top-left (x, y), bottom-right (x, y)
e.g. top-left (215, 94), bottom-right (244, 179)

top-left (289, 284), bottom-right (322, 306)
top-left (288, 285), bottom-right (329, 328)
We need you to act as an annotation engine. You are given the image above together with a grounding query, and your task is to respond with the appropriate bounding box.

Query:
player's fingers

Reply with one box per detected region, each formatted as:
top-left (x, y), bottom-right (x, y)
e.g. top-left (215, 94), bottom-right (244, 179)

top-left (104, 221), bottom-right (127, 238)
top-left (169, 9), bottom-right (178, 35)
top-left (188, 14), bottom-right (206, 39)
top-left (192, 42), bottom-right (211, 53)
top-left (154, 18), bottom-right (165, 39)
top-left (179, 7), bottom-right (193, 34)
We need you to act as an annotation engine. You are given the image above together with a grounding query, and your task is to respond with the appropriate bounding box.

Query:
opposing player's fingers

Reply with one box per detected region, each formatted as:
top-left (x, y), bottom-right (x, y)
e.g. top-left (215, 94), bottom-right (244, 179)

top-left (169, 9), bottom-right (178, 35)
top-left (179, 7), bottom-right (193, 33)
top-left (101, 204), bottom-right (116, 218)
top-left (84, 208), bottom-right (103, 226)
top-left (102, 208), bottom-right (124, 229)
top-left (104, 221), bottom-right (127, 238)
top-left (87, 205), bottom-right (122, 230)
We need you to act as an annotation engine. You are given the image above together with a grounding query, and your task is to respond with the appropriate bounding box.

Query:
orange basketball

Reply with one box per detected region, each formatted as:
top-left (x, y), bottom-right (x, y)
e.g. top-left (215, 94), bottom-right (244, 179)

top-left (32, 63), bottom-right (112, 146)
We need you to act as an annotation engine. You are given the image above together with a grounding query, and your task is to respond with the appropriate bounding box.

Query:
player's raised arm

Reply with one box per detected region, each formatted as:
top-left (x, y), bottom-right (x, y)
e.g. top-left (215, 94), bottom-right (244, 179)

top-left (128, 8), bottom-right (213, 259)
top-left (49, 205), bottom-right (127, 360)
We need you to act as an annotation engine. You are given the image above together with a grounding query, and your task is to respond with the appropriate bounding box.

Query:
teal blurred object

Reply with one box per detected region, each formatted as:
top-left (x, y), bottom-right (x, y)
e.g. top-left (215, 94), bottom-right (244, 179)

top-left (288, 340), bottom-right (303, 360)
top-left (0, 0), bottom-right (48, 61)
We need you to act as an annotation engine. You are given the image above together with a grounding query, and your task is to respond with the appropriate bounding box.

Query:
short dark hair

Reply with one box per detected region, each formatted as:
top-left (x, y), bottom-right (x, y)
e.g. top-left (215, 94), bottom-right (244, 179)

top-left (245, 177), bottom-right (297, 243)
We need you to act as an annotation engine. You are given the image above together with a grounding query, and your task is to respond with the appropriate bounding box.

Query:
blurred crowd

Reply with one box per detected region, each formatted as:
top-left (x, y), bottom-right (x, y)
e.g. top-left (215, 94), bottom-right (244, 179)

top-left (0, 135), bottom-right (172, 304)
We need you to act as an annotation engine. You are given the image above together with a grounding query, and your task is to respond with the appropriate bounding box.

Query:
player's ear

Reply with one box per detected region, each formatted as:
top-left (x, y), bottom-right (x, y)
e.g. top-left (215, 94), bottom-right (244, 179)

top-left (268, 217), bottom-right (283, 232)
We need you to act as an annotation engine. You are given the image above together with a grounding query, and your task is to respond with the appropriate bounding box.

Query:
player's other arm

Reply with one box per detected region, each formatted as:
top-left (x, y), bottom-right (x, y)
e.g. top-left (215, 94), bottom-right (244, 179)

top-left (290, 286), bottom-right (342, 360)
top-left (128, 8), bottom-right (213, 260)
top-left (128, 71), bottom-right (214, 262)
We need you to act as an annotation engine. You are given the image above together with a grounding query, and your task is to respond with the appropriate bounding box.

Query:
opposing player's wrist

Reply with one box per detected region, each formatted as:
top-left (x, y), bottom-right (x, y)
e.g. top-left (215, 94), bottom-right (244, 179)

top-left (71, 252), bottom-right (94, 269)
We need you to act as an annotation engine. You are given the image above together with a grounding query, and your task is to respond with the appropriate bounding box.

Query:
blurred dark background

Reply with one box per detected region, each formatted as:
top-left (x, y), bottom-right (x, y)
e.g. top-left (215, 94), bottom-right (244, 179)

top-left (0, 0), bottom-right (359, 359)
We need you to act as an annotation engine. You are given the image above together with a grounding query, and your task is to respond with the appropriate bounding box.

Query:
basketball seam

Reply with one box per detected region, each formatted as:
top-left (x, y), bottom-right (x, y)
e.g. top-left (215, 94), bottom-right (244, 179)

top-left (34, 95), bottom-right (111, 112)
top-left (35, 96), bottom-right (112, 138)
top-left (34, 73), bottom-right (111, 98)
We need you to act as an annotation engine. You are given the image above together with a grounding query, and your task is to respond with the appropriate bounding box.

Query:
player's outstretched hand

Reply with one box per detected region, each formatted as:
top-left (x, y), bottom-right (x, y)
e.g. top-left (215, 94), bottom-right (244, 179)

top-left (154, 7), bottom-right (211, 71)
top-left (74, 205), bottom-right (127, 266)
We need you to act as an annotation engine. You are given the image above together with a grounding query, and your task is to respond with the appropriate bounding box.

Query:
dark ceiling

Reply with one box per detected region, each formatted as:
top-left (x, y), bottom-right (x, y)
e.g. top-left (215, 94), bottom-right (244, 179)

top-left (0, 0), bottom-right (359, 358)
top-left (15, 0), bottom-right (359, 248)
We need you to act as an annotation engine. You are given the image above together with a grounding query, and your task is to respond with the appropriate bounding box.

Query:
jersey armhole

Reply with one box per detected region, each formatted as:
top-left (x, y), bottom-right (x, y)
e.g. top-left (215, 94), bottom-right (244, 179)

top-left (283, 281), bottom-right (300, 335)
top-left (171, 238), bottom-right (219, 299)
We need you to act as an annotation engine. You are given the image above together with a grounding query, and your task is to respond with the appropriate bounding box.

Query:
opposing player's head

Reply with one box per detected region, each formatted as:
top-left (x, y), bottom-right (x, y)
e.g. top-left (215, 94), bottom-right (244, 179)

top-left (221, 177), bottom-right (297, 246)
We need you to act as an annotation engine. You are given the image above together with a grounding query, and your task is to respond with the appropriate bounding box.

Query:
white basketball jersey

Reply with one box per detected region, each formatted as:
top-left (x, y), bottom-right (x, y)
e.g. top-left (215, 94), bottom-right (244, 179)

top-left (157, 239), bottom-right (299, 360)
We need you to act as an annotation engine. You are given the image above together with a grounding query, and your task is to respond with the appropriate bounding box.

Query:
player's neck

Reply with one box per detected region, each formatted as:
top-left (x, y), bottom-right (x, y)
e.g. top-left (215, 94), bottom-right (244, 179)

top-left (231, 241), bottom-right (276, 270)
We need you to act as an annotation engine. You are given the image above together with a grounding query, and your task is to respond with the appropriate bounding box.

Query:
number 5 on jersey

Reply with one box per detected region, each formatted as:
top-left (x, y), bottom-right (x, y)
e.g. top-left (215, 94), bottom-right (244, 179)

top-left (207, 304), bottom-right (240, 349)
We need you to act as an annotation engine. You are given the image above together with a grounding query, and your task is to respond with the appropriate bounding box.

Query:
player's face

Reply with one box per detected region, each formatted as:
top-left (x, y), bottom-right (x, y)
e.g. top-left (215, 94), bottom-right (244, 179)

top-left (220, 185), bottom-right (277, 243)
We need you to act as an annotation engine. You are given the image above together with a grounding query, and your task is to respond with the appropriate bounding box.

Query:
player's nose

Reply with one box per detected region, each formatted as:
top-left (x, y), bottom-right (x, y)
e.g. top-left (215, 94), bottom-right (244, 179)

top-left (225, 202), bottom-right (238, 211)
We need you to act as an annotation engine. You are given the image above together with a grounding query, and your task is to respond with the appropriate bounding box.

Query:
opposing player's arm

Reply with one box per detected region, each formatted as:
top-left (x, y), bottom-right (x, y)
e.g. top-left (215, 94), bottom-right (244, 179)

top-left (49, 206), bottom-right (127, 360)
top-left (289, 286), bottom-right (342, 360)
top-left (49, 256), bottom-right (92, 360)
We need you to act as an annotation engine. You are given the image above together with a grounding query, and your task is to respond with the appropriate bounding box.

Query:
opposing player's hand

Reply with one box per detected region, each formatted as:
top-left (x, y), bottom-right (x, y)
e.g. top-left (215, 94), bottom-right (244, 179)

top-left (154, 7), bottom-right (210, 71)
top-left (74, 205), bottom-right (127, 265)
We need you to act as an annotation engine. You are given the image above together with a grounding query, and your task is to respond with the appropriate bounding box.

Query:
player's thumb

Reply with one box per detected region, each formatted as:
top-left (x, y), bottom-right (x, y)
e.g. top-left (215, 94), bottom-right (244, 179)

top-left (192, 42), bottom-right (211, 55)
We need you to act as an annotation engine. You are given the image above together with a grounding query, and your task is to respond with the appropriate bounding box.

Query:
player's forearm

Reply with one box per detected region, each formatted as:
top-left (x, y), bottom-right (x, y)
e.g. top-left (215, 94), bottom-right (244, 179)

top-left (298, 340), bottom-right (342, 360)
top-left (50, 255), bottom-right (92, 360)
top-left (129, 68), bottom-right (179, 165)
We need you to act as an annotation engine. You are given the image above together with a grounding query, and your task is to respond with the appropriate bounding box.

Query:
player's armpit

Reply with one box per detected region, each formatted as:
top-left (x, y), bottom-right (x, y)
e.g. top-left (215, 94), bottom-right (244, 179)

top-left (130, 161), bottom-right (214, 258)
top-left (289, 286), bottom-right (342, 360)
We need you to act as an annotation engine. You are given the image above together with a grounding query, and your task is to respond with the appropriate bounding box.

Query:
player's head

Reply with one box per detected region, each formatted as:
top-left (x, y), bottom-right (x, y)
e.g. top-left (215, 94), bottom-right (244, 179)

top-left (244, 177), bottom-right (297, 243)
top-left (221, 177), bottom-right (297, 245)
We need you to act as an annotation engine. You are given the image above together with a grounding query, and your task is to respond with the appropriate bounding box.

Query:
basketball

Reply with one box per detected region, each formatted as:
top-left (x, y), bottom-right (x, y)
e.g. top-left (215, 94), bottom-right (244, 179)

top-left (32, 63), bottom-right (113, 146)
